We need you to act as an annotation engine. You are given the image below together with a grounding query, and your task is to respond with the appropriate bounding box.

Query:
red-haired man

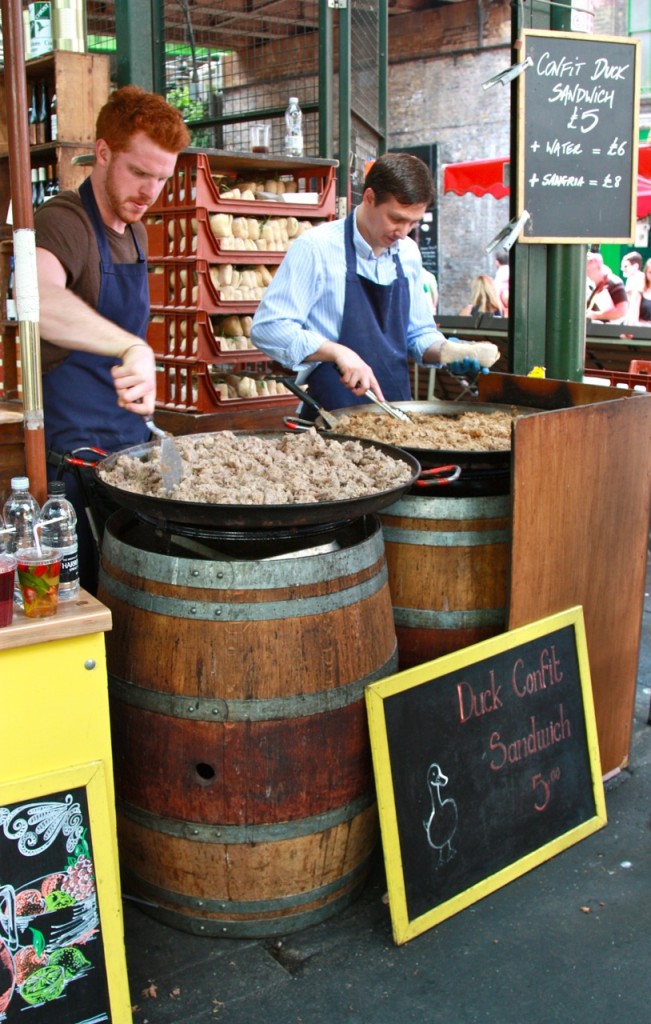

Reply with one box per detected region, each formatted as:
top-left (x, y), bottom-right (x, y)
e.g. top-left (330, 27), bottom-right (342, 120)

top-left (35, 85), bottom-right (190, 590)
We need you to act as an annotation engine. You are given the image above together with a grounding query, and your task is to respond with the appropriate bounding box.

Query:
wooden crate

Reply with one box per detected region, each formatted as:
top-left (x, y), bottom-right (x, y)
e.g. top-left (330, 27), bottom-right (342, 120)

top-left (24, 51), bottom-right (110, 146)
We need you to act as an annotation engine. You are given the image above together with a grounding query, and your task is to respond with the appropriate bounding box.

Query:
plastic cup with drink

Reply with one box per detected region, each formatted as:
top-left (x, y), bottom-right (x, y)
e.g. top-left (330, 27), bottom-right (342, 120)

top-left (249, 123), bottom-right (270, 153)
top-left (0, 552), bottom-right (17, 627)
top-left (15, 518), bottom-right (66, 618)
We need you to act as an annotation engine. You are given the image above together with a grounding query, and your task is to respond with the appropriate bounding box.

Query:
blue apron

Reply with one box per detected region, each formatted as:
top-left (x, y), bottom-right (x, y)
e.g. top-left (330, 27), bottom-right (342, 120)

top-left (306, 211), bottom-right (412, 413)
top-left (43, 176), bottom-right (151, 454)
top-left (43, 177), bottom-right (151, 593)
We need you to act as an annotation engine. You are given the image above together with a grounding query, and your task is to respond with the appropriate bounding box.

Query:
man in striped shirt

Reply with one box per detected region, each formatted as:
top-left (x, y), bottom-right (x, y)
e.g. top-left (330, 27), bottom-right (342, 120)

top-left (252, 152), bottom-right (499, 414)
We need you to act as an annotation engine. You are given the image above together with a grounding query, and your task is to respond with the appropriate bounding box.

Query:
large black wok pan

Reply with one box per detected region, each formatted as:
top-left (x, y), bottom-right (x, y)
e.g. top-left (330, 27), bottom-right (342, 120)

top-left (93, 430), bottom-right (421, 531)
top-left (311, 399), bottom-right (538, 497)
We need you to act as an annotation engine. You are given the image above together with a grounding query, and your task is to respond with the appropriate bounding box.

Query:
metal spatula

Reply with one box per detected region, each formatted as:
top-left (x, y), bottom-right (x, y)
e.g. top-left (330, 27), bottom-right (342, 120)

top-left (145, 418), bottom-right (184, 493)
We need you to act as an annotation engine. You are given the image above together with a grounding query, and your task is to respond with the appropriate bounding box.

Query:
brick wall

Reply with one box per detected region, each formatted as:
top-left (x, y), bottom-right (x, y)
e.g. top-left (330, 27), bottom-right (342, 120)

top-left (386, 2), bottom-right (511, 312)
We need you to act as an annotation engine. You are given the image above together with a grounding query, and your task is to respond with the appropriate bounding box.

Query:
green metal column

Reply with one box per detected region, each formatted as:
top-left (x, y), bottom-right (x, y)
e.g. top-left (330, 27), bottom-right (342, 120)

top-left (544, 1), bottom-right (587, 380)
top-left (318, 1), bottom-right (334, 158)
top-left (115, 0), bottom-right (165, 94)
top-left (337, 1), bottom-right (351, 210)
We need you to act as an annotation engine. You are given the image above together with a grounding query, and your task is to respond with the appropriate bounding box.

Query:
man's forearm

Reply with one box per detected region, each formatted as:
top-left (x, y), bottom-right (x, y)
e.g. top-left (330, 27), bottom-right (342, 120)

top-left (39, 283), bottom-right (143, 359)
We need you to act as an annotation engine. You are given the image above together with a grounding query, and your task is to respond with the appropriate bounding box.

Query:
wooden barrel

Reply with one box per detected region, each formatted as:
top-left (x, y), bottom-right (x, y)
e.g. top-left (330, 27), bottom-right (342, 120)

top-left (98, 510), bottom-right (397, 938)
top-left (379, 491), bottom-right (511, 669)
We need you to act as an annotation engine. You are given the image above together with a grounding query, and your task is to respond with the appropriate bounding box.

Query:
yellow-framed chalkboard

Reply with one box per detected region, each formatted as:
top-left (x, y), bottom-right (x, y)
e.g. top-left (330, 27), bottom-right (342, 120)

top-left (365, 607), bottom-right (606, 946)
top-left (516, 30), bottom-right (641, 243)
top-left (0, 762), bottom-right (131, 1021)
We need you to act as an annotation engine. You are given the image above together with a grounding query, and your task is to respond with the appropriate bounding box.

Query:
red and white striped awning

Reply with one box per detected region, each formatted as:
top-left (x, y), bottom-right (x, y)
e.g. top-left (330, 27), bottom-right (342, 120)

top-left (443, 145), bottom-right (651, 217)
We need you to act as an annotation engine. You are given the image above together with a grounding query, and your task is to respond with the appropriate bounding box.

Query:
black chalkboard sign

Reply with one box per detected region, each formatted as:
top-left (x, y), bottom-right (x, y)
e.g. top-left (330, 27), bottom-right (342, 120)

top-left (0, 775), bottom-right (113, 1021)
top-left (517, 30), bottom-right (640, 243)
top-left (365, 607), bottom-right (606, 945)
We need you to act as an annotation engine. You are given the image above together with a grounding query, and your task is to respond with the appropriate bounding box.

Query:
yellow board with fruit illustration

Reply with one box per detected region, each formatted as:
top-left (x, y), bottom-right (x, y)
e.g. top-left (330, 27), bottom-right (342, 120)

top-left (0, 627), bottom-right (131, 1022)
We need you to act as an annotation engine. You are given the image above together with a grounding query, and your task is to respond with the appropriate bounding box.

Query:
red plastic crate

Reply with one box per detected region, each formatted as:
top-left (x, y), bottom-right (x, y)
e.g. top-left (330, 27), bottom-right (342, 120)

top-left (156, 359), bottom-right (297, 414)
top-left (148, 309), bottom-right (267, 362)
top-left (629, 360), bottom-right (651, 376)
top-left (148, 259), bottom-right (271, 313)
top-left (145, 208), bottom-right (301, 263)
top-left (151, 151), bottom-right (336, 218)
top-left (584, 368), bottom-right (651, 391)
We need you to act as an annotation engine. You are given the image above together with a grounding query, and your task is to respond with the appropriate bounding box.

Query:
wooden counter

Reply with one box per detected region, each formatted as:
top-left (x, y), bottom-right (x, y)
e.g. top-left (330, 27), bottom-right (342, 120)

top-left (0, 586), bottom-right (111, 649)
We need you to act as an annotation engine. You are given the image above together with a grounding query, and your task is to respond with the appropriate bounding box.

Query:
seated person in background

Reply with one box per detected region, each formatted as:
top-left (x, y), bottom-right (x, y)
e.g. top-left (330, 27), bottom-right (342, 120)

top-left (493, 248), bottom-right (509, 314)
top-left (638, 258), bottom-right (651, 324)
top-left (421, 267), bottom-right (438, 316)
top-left (621, 251), bottom-right (646, 325)
top-left (586, 253), bottom-right (628, 323)
top-left (460, 274), bottom-right (503, 317)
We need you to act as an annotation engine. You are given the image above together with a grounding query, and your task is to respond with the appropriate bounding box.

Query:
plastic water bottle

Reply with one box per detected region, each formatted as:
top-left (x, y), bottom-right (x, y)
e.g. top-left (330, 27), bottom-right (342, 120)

top-left (3, 477), bottom-right (40, 552)
top-left (284, 96), bottom-right (303, 157)
top-left (2, 477), bottom-right (40, 605)
top-left (39, 480), bottom-right (79, 600)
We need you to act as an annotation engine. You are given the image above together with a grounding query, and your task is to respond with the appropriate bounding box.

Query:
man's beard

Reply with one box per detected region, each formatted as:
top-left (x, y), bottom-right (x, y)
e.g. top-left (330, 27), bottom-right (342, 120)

top-left (105, 166), bottom-right (147, 225)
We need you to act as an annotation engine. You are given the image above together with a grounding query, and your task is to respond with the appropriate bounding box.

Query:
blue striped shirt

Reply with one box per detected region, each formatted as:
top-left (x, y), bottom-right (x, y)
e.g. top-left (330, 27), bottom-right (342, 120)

top-left (251, 210), bottom-right (446, 377)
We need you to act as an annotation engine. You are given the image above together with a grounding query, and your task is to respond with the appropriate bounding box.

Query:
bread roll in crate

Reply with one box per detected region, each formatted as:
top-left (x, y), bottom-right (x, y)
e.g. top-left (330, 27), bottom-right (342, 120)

top-left (148, 310), bottom-right (265, 361)
top-left (156, 358), bottom-right (297, 414)
top-left (145, 208), bottom-right (314, 262)
top-left (148, 259), bottom-right (277, 312)
top-left (150, 151), bottom-right (336, 217)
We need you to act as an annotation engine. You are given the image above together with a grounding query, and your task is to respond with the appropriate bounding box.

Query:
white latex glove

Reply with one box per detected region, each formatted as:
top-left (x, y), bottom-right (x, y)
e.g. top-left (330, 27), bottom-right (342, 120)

top-left (440, 338), bottom-right (500, 370)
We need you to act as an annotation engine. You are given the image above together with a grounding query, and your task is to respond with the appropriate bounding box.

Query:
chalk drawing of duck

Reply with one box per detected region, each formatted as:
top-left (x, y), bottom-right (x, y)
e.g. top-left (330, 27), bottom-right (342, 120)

top-left (423, 762), bottom-right (458, 867)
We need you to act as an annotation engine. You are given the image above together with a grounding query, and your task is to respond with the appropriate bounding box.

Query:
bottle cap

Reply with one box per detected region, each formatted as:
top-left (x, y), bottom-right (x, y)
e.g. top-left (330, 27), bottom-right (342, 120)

top-left (10, 476), bottom-right (29, 490)
top-left (289, 96), bottom-right (298, 104)
top-left (47, 480), bottom-right (67, 496)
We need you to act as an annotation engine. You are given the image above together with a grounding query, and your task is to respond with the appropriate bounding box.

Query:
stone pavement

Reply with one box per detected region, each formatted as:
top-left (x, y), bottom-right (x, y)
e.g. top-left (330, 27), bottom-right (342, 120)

top-left (124, 555), bottom-right (651, 1024)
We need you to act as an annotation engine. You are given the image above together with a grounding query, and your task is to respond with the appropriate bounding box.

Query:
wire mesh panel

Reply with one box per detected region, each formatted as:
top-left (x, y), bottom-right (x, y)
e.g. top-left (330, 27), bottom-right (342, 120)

top-left (84, 2), bottom-right (382, 193)
top-left (350, 0), bottom-right (383, 204)
top-left (85, 2), bottom-right (322, 155)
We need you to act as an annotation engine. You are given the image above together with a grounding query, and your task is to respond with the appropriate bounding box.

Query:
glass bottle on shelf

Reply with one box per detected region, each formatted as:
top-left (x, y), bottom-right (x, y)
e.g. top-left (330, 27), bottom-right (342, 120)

top-left (45, 164), bottom-right (59, 200)
top-left (49, 90), bottom-right (57, 141)
top-left (36, 166), bottom-right (46, 206)
top-left (28, 82), bottom-right (38, 146)
top-left (31, 168), bottom-right (39, 207)
top-left (36, 80), bottom-right (48, 144)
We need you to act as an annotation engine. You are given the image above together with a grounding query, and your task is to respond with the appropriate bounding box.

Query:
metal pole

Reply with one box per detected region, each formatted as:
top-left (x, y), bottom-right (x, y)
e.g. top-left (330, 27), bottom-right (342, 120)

top-left (545, 0), bottom-right (587, 381)
top-left (1, 0), bottom-right (47, 503)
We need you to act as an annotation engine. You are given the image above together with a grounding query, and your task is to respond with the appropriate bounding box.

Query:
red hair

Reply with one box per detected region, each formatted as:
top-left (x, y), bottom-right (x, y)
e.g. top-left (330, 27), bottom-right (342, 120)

top-left (96, 85), bottom-right (190, 154)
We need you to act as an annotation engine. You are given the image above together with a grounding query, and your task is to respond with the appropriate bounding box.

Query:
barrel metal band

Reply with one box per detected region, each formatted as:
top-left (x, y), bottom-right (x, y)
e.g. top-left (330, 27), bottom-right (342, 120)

top-left (118, 791), bottom-right (375, 844)
top-left (101, 522), bottom-right (386, 589)
top-left (108, 646), bottom-right (398, 722)
top-left (381, 526), bottom-right (510, 547)
top-left (121, 858), bottom-right (371, 917)
top-left (100, 561), bottom-right (388, 620)
top-left (393, 606), bottom-right (505, 628)
top-left (382, 493), bottom-right (511, 521)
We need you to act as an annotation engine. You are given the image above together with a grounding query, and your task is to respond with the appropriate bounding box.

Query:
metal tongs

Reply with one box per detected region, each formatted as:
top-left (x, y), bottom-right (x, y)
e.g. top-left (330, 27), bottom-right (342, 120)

top-left (362, 390), bottom-right (412, 422)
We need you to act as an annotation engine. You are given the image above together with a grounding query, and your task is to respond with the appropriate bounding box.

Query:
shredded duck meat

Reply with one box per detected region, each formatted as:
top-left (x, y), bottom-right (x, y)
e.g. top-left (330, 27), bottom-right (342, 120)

top-left (97, 429), bottom-right (414, 504)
